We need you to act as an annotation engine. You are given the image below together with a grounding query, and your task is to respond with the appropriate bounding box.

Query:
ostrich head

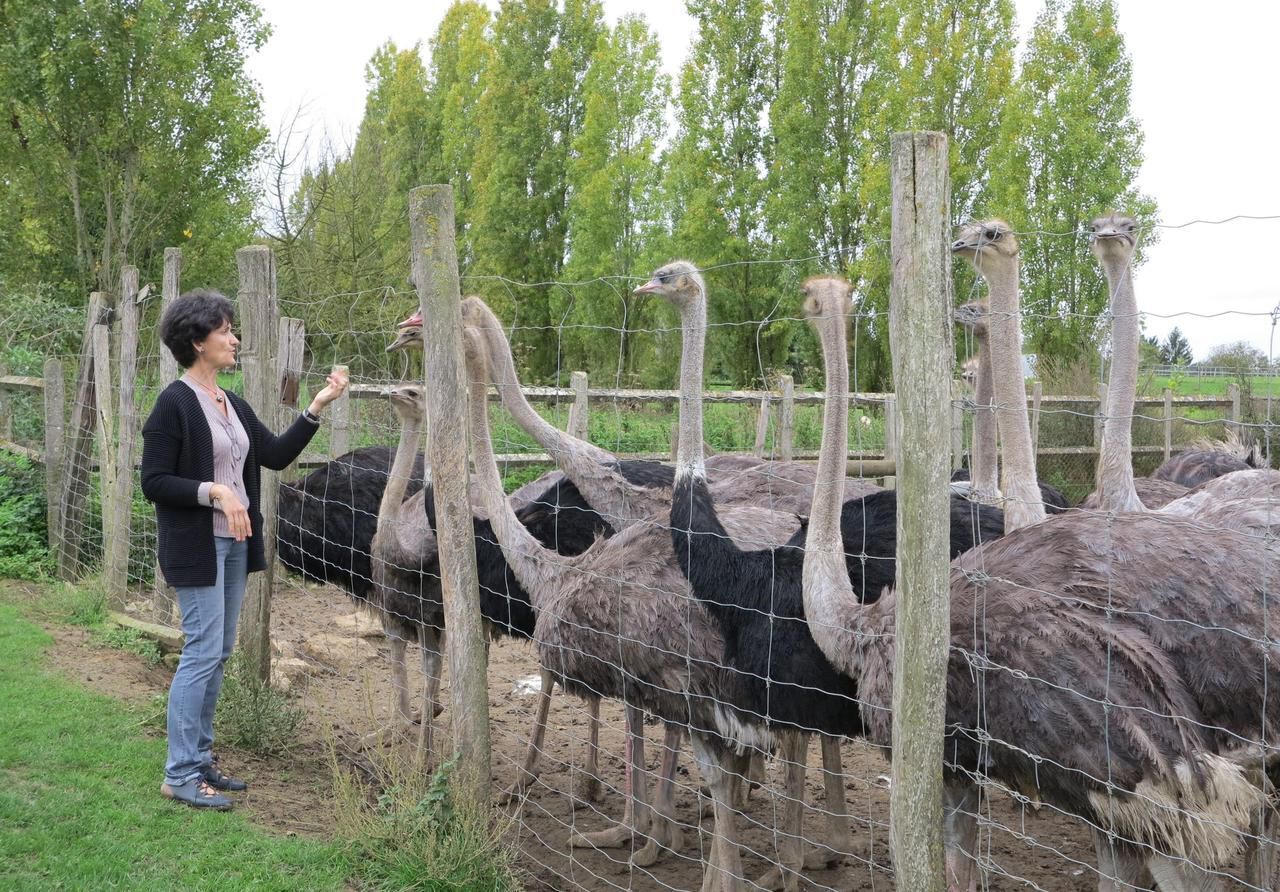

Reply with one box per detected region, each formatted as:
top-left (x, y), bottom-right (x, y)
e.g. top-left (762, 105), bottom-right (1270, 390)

top-left (387, 383), bottom-right (426, 424)
top-left (1088, 213), bottom-right (1139, 265)
top-left (386, 310), bottom-right (423, 353)
top-left (633, 260), bottom-right (706, 310)
top-left (801, 275), bottom-right (854, 329)
top-left (953, 300), bottom-right (990, 338)
top-left (951, 219), bottom-right (1018, 275)
top-left (960, 355), bottom-right (980, 388)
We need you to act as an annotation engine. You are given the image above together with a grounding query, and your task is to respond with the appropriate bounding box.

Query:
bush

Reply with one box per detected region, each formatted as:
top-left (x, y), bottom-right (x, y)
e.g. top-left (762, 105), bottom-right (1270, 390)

top-left (214, 650), bottom-right (306, 756)
top-left (0, 450), bottom-right (51, 579)
top-left (333, 752), bottom-right (521, 892)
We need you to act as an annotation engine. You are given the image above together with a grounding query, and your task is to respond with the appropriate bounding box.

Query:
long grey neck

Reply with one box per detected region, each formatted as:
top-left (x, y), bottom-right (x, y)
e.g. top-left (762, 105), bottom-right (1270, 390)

top-left (378, 407), bottom-right (424, 522)
top-left (802, 306), bottom-right (862, 677)
top-left (673, 284), bottom-right (708, 482)
top-left (465, 356), bottom-right (568, 601)
top-left (972, 330), bottom-right (999, 499)
top-left (1095, 255), bottom-right (1145, 513)
top-left (983, 260), bottom-right (1046, 531)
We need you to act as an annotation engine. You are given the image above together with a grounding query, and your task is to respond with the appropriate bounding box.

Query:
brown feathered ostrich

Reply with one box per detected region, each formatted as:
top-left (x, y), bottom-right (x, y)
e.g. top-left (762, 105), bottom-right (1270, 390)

top-left (801, 239), bottom-right (1280, 891)
top-left (1153, 429), bottom-right (1265, 488)
top-left (462, 320), bottom-right (808, 892)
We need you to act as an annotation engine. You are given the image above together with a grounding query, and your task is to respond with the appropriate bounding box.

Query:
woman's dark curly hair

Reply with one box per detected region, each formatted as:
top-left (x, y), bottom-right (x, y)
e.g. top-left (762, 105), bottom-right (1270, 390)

top-left (160, 289), bottom-right (236, 369)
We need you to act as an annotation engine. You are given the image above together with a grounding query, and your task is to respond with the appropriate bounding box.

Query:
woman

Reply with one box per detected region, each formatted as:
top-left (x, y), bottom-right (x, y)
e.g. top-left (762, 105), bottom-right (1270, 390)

top-left (142, 289), bottom-right (348, 809)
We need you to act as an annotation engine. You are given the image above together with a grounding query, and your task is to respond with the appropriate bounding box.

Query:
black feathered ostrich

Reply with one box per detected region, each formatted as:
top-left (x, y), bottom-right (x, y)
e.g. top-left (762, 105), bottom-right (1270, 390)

top-left (802, 236), bottom-right (1278, 892)
top-left (666, 275), bottom-right (1004, 889)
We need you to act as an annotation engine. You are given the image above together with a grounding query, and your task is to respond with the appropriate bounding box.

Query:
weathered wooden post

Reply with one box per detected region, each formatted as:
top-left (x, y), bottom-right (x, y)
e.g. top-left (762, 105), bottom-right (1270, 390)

top-left (1030, 381), bottom-right (1042, 456)
top-left (1163, 387), bottom-right (1173, 460)
top-left (57, 293), bottom-right (110, 580)
top-left (236, 246), bottom-right (280, 682)
top-left (92, 319), bottom-right (119, 597)
top-left (0, 361), bottom-right (10, 443)
top-left (568, 371), bottom-right (589, 441)
top-left (950, 380), bottom-right (965, 473)
top-left (753, 392), bottom-right (771, 457)
top-left (328, 386), bottom-right (351, 460)
top-left (779, 374), bottom-right (795, 461)
top-left (409, 184), bottom-right (489, 807)
top-left (106, 266), bottom-right (141, 602)
top-left (43, 358), bottom-right (65, 560)
top-left (154, 249), bottom-right (182, 619)
top-left (884, 395), bottom-right (898, 465)
top-left (887, 130), bottom-right (952, 892)
top-left (1228, 382), bottom-right (1241, 434)
top-left (1093, 381), bottom-right (1108, 448)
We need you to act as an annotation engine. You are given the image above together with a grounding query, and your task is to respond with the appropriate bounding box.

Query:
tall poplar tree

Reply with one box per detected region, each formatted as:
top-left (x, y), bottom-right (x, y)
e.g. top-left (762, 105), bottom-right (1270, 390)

top-left (560, 15), bottom-right (670, 384)
top-left (992, 0), bottom-right (1154, 368)
top-left (665, 0), bottom-right (784, 386)
top-left (469, 0), bottom-right (604, 380)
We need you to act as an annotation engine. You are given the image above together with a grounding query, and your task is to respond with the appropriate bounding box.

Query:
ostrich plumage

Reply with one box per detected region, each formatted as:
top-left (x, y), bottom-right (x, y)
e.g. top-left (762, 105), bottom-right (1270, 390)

top-left (1152, 429), bottom-right (1265, 489)
top-left (797, 268), bottom-right (1278, 891)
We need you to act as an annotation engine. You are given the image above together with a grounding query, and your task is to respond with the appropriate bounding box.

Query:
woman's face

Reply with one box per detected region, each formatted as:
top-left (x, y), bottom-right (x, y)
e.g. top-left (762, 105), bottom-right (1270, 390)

top-left (195, 318), bottom-right (239, 370)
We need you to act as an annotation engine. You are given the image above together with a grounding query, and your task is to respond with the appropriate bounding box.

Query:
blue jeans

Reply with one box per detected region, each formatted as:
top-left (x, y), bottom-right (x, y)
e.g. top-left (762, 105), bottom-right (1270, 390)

top-left (165, 536), bottom-right (249, 786)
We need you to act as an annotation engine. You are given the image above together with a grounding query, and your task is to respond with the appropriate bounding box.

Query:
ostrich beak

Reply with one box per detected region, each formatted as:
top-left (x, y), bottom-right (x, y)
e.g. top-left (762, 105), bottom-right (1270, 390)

top-left (633, 278), bottom-right (662, 295)
top-left (951, 237), bottom-right (977, 253)
top-left (386, 325), bottom-right (422, 353)
top-left (397, 310), bottom-right (423, 328)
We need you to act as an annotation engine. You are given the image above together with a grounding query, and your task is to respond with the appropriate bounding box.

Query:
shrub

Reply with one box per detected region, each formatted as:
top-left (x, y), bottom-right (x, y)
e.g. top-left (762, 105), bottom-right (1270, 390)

top-left (0, 450), bottom-right (51, 579)
top-left (214, 650), bottom-right (305, 756)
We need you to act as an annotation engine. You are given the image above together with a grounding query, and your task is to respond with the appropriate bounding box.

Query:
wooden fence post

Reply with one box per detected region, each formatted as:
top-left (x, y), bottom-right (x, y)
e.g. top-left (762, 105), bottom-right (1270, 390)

top-left (328, 388), bottom-right (351, 460)
top-left (887, 129), bottom-right (952, 892)
top-left (779, 374), bottom-right (795, 461)
top-left (950, 380), bottom-right (965, 473)
top-left (753, 392), bottom-right (771, 457)
top-left (92, 320), bottom-right (120, 600)
top-left (43, 358), bottom-right (65, 561)
top-left (1163, 387), bottom-right (1173, 460)
top-left (277, 318), bottom-right (306, 416)
top-left (568, 371), bottom-right (589, 441)
top-left (1030, 381), bottom-right (1042, 457)
top-left (107, 266), bottom-right (141, 603)
top-left (58, 293), bottom-right (110, 580)
top-left (884, 395), bottom-right (898, 466)
top-left (410, 184), bottom-right (489, 807)
top-left (1228, 383), bottom-right (1241, 434)
top-left (0, 361), bottom-right (9, 442)
top-left (236, 246), bottom-right (280, 682)
top-left (1093, 381), bottom-right (1108, 449)
top-left (154, 249), bottom-right (182, 619)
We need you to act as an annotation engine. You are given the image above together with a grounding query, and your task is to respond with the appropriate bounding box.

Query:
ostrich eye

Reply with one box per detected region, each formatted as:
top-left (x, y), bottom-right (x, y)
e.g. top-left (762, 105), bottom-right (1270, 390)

top-left (985, 228), bottom-right (999, 240)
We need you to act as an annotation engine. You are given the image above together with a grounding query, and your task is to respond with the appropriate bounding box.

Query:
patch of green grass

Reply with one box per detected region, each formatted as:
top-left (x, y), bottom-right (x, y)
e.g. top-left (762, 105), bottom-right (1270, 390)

top-left (0, 600), bottom-right (353, 890)
top-left (96, 624), bottom-right (164, 667)
top-left (37, 578), bottom-right (108, 626)
top-left (1145, 373), bottom-right (1280, 399)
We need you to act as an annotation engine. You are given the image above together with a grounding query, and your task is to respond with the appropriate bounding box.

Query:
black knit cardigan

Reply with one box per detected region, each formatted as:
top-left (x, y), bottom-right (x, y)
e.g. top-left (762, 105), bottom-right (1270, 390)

top-left (141, 381), bottom-right (318, 587)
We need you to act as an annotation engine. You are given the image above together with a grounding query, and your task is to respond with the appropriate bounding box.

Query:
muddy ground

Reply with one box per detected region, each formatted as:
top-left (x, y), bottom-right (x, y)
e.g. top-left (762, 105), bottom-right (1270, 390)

top-left (24, 576), bottom-right (1173, 890)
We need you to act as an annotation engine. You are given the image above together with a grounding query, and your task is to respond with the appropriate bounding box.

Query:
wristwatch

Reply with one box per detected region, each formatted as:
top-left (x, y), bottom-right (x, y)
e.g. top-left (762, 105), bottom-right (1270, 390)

top-left (302, 408), bottom-right (321, 424)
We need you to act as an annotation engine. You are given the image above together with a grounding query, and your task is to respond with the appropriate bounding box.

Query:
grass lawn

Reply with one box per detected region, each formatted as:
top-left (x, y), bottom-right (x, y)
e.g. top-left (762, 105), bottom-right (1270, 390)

top-left (0, 596), bottom-right (353, 891)
top-left (1145, 372), bottom-right (1280, 399)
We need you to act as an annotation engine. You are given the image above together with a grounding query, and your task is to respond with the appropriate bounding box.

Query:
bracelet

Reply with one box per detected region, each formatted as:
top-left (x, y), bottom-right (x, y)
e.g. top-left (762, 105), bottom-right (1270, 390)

top-left (302, 408), bottom-right (321, 424)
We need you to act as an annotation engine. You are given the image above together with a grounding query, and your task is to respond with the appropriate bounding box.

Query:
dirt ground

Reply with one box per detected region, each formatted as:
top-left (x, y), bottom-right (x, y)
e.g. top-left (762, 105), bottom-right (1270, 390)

top-left (25, 577), bottom-right (1160, 891)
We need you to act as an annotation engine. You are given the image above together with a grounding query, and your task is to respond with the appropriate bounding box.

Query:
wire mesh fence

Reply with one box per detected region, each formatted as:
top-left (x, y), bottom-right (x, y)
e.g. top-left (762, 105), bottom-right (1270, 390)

top-left (4, 189), bottom-right (1280, 891)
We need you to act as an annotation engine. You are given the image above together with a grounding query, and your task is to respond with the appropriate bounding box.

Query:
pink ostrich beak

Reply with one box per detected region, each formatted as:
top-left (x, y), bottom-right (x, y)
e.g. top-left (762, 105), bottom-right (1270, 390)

top-left (397, 310), bottom-right (423, 328)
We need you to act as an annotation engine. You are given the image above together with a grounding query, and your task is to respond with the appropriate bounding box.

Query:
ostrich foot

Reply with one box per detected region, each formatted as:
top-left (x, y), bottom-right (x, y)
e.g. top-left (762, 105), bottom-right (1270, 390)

top-left (568, 821), bottom-right (637, 850)
top-left (630, 815), bottom-right (683, 868)
top-left (570, 771), bottom-right (604, 809)
top-left (498, 770), bottom-right (541, 807)
top-left (755, 848), bottom-right (843, 891)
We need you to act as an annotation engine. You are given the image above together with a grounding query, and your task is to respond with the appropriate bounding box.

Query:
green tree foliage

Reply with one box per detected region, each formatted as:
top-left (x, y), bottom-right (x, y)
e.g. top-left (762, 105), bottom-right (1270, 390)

top-left (992, 0), bottom-right (1156, 368)
top-left (1205, 340), bottom-right (1265, 371)
top-left (469, 0), bottom-right (604, 380)
top-left (0, 0), bottom-right (268, 297)
top-left (559, 15), bottom-right (671, 385)
top-left (1162, 327), bottom-right (1192, 365)
top-left (665, 0), bottom-right (785, 386)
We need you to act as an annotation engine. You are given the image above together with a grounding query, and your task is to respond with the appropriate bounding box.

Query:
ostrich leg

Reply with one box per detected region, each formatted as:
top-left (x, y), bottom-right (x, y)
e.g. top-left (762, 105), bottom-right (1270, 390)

top-left (573, 696), bottom-right (604, 806)
top-left (1146, 855), bottom-right (1227, 891)
top-left (416, 625), bottom-right (442, 766)
top-left (817, 733), bottom-right (852, 867)
top-left (500, 668), bottom-right (555, 805)
top-left (943, 780), bottom-right (981, 892)
top-left (632, 723), bottom-right (686, 867)
top-left (1092, 832), bottom-right (1150, 891)
top-left (569, 706), bottom-right (653, 850)
top-left (693, 733), bottom-right (747, 892)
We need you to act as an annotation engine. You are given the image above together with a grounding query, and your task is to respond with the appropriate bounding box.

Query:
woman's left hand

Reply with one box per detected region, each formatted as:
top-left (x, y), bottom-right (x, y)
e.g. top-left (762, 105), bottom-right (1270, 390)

top-left (309, 366), bottom-right (350, 413)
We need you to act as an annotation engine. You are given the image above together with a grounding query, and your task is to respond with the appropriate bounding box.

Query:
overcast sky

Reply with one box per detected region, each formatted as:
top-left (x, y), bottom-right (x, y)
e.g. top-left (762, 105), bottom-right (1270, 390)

top-left (247, 1), bottom-right (1280, 363)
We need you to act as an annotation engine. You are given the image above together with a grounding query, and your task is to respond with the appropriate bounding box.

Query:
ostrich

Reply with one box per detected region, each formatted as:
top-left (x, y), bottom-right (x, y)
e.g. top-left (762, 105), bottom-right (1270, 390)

top-left (951, 300), bottom-right (1069, 513)
top-left (1152, 429), bottom-right (1265, 488)
top-left (949, 220), bottom-right (1051, 528)
top-left (276, 445), bottom-right (425, 599)
top-left (461, 321), bottom-right (805, 892)
top-left (798, 268), bottom-right (1278, 892)
top-left (669, 276), bottom-right (1006, 890)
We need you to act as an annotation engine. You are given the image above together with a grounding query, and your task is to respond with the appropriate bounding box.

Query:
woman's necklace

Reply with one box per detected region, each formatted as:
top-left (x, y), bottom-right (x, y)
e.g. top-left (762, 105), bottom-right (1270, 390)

top-left (192, 376), bottom-right (224, 404)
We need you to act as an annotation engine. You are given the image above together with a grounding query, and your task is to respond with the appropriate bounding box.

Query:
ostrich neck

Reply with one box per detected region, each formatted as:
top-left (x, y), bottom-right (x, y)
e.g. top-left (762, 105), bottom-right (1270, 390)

top-left (983, 260), bottom-right (1046, 531)
top-left (475, 309), bottom-right (654, 530)
top-left (378, 409), bottom-right (424, 523)
top-left (802, 307), bottom-right (863, 678)
top-left (465, 363), bottom-right (569, 606)
top-left (972, 331), bottom-right (999, 498)
top-left (1096, 255), bottom-right (1144, 513)
top-left (673, 290), bottom-right (707, 481)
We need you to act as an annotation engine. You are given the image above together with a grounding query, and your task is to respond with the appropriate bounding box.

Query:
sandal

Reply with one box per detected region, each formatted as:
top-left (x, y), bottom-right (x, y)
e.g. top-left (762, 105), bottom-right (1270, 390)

top-left (161, 778), bottom-right (233, 810)
top-left (201, 764), bottom-right (248, 792)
